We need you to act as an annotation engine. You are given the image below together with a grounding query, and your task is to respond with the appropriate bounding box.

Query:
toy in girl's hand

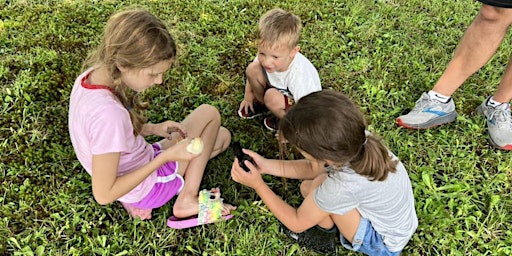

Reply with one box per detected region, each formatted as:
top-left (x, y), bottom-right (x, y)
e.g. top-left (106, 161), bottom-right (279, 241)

top-left (187, 137), bottom-right (204, 155)
top-left (232, 142), bottom-right (256, 172)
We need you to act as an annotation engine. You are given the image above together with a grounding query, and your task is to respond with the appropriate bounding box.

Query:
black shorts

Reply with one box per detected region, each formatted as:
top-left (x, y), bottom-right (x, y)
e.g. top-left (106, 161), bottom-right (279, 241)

top-left (478, 0), bottom-right (512, 8)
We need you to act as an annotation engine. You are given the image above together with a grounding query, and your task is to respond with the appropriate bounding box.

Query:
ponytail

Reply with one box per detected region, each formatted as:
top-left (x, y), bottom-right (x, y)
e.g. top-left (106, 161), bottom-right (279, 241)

top-left (350, 134), bottom-right (397, 181)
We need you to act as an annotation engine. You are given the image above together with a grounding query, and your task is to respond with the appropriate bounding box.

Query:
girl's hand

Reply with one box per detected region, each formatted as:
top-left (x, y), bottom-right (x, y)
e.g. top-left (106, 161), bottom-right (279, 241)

top-left (241, 149), bottom-right (270, 175)
top-left (153, 121), bottom-right (187, 140)
top-left (231, 157), bottom-right (265, 190)
top-left (160, 138), bottom-right (200, 162)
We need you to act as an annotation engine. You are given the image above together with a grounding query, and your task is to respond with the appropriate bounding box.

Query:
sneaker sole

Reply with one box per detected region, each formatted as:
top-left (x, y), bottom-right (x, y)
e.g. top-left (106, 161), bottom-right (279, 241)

top-left (488, 138), bottom-right (512, 151)
top-left (238, 110), bottom-right (264, 119)
top-left (285, 230), bottom-right (299, 241)
top-left (263, 121), bottom-right (278, 131)
top-left (264, 125), bottom-right (277, 132)
top-left (396, 112), bottom-right (457, 129)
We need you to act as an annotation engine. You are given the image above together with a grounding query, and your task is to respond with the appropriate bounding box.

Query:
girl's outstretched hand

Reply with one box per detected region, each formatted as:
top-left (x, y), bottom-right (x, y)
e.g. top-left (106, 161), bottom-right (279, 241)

top-left (231, 149), bottom-right (267, 189)
top-left (241, 149), bottom-right (270, 175)
top-left (231, 158), bottom-right (264, 189)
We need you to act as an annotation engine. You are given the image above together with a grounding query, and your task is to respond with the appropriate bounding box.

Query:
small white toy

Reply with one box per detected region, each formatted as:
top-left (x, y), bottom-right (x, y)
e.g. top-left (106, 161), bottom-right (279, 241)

top-left (186, 137), bottom-right (204, 154)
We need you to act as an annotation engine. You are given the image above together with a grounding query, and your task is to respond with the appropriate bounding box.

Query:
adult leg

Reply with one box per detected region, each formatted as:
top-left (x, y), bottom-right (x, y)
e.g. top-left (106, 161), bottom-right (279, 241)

top-left (432, 4), bottom-right (512, 96)
top-left (478, 54), bottom-right (512, 150)
top-left (493, 55), bottom-right (512, 102)
top-left (397, 5), bottom-right (512, 129)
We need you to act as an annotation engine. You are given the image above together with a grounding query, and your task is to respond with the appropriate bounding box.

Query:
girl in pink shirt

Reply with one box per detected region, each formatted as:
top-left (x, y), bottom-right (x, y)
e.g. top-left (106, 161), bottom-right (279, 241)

top-left (69, 8), bottom-right (235, 221)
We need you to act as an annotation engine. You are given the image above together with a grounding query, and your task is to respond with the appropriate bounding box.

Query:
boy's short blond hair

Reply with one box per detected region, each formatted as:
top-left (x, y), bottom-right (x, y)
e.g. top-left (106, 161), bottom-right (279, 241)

top-left (257, 8), bottom-right (302, 49)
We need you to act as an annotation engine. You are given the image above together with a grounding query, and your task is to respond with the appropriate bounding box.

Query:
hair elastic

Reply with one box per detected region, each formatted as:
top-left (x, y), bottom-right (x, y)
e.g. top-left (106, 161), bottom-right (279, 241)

top-left (362, 138), bottom-right (368, 146)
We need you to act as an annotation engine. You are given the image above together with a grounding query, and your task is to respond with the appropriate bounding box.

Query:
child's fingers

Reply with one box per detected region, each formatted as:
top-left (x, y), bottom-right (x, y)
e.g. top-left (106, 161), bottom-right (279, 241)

top-left (221, 203), bottom-right (237, 215)
top-left (167, 126), bottom-right (186, 139)
top-left (230, 160), bottom-right (247, 182)
top-left (238, 101), bottom-right (246, 112)
top-left (243, 159), bottom-right (257, 172)
top-left (241, 148), bottom-right (256, 156)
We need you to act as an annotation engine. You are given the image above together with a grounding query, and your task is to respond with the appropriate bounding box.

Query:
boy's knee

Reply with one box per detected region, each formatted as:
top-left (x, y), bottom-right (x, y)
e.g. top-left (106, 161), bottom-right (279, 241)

top-left (477, 4), bottom-right (512, 24)
top-left (263, 88), bottom-right (281, 105)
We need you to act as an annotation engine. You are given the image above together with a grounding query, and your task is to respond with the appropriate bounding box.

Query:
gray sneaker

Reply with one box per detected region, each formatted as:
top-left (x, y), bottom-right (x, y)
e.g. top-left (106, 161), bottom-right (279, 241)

top-left (397, 92), bottom-right (457, 129)
top-left (477, 97), bottom-right (512, 150)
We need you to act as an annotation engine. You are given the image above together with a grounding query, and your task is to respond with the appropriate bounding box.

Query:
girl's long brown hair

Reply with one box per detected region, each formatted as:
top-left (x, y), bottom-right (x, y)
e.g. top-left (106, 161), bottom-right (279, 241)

top-left (82, 8), bottom-right (177, 135)
top-left (280, 90), bottom-right (397, 181)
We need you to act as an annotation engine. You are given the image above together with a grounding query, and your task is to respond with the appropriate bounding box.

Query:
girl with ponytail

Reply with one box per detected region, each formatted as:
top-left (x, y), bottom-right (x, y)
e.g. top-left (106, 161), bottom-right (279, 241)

top-left (231, 90), bottom-right (417, 255)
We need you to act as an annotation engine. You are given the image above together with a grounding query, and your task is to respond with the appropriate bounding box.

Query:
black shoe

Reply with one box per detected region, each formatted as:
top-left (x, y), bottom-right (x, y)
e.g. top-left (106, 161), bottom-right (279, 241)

top-left (263, 116), bottom-right (279, 131)
top-left (285, 225), bottom-right (339, 254)
top-left (238, 102), bottom-right (269, 119)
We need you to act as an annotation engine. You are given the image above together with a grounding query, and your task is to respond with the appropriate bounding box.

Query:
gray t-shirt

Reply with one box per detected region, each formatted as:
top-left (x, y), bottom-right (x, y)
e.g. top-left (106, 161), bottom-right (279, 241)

top-left (313, 154), bottom-right (418, 252)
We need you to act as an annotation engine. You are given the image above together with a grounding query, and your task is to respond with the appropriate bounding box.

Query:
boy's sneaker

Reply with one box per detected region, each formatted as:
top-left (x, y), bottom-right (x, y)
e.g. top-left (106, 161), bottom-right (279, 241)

top-left (264, 116), bottom-right (279, 131)
top-left (477, 97), bottom-right (512, 150)
top-left (285, 225), bottom-right (339, 254)
top-left (238, 102), bottom-right (268, 119)
top-left (396, 92), bottom-right (457, 129)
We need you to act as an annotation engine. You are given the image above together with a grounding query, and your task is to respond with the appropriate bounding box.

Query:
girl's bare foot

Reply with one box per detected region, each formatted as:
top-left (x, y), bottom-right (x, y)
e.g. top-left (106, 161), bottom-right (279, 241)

top-left (172, 198), bottom-right (199, 218)
top-left (121, 202), bottom-right (152, 220)
top-left (222, 203), bottom-right (237, 216)
top-left (173, 194), bottom-right (237, 218)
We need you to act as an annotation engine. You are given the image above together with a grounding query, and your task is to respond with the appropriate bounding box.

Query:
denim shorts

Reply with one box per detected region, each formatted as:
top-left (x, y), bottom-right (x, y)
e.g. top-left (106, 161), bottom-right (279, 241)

top-left (478, 0), bottom-right (512, 8)
top-left (340, 218), bottom-right (401, 256)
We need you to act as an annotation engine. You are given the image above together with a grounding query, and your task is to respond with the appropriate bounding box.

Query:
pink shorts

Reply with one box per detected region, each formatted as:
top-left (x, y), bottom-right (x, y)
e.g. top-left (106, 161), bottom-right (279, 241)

top-left (128, 143), bottom-right (184, 209)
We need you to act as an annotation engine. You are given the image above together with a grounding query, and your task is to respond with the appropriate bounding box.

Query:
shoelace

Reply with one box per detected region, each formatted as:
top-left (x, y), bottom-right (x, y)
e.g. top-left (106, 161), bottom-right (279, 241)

top-left (413, 94), bottom-right (439, 111)
top-left (488, 104), bottom-right (512, 129)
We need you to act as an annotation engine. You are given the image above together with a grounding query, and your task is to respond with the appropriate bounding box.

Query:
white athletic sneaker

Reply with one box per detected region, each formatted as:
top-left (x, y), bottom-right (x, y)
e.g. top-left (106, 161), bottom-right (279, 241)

top-left (397, 93), bottom-right (457, 129)
top-left (477, 97), bottom-right (512, 150)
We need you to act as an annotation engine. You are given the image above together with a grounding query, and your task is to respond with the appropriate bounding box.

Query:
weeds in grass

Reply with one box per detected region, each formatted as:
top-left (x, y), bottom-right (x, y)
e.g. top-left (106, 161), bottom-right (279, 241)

top-left (1, 0), bottom-right (511, 255)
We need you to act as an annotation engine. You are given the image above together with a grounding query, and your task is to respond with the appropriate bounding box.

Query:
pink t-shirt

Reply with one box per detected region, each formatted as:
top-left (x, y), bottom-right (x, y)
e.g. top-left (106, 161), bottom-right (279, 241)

top-left (68, 69), bottom-right (157, 203)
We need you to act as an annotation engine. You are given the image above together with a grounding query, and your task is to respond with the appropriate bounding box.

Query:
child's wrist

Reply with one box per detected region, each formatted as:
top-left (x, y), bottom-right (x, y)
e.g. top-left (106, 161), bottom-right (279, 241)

top-left (145, 123), bottom-right (156, 135)
top-left (253, 181), bottom-right (267, 192)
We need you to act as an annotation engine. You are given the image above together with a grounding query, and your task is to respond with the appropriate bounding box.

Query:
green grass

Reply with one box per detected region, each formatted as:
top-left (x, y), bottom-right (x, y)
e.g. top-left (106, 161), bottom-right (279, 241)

top-left (1, 0), bottom-right (512, 255)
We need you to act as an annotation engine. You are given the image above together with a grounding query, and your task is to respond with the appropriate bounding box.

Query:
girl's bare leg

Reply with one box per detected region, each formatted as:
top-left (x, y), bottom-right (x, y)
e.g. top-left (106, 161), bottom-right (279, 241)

top-left (300, 174), bottom-right (335, 230)
top-left (301, 173), bottom-right (361, 242)
top-left (166, 104), bottom-right (232, 218)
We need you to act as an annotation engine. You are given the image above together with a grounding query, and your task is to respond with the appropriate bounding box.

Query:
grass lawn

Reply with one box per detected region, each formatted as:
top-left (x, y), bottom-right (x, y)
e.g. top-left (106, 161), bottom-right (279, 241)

top-left (1, 0), bottom-right (511, 255)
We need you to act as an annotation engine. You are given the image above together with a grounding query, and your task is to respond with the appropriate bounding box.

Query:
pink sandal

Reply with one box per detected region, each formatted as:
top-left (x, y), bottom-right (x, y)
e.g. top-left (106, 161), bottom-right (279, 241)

top-left (167, 188), bottom-right (233, 229)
